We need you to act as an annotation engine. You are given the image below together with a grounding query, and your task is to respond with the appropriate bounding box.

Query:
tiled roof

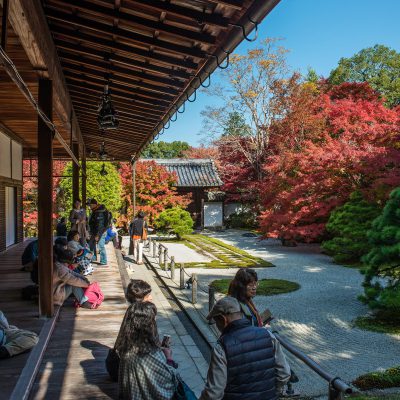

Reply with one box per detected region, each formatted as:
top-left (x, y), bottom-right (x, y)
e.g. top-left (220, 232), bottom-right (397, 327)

top-left (141, 158), bottom-right (223, 188)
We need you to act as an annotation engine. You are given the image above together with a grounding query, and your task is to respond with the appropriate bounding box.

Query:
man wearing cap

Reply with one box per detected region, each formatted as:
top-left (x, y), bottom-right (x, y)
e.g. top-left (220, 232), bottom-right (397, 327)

top-left (88, 198), bottom-right (111, 266)
top-left (200, 296), bottom-right (290, 400)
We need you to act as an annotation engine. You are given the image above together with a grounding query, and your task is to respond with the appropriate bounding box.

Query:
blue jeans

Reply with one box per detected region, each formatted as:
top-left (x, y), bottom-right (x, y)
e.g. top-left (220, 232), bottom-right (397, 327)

top-left (64, 285), bottom-right (88, 305)
top-left (92, 232), bottom-right (107, 264)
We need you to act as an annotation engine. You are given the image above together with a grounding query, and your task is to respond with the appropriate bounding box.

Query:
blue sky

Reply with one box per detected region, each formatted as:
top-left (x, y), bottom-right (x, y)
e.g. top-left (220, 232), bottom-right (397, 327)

top-left (158, 0), bottom-right (400, 146)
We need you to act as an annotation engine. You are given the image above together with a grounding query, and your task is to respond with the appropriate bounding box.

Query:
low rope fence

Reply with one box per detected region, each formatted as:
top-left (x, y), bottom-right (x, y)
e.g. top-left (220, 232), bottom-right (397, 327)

top-left (146, 237), bottom-right (218, 322)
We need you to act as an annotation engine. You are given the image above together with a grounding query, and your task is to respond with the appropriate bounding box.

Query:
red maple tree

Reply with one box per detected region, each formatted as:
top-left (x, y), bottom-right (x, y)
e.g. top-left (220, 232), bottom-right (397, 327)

top-left (259, 82), bottom-right (400, 242)
top-left (118, 161), bottom-right (190, 226)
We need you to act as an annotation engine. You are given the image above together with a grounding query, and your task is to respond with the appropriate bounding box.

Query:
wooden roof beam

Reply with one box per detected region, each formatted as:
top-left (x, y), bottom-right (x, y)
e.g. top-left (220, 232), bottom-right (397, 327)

top-left (46, 0), bottom-right (217, 45)
top-left (124, 0), bottom-right (229, 28)
top-left (55, 40), bottom-right (191, 79)
top-left (66, 80), bottom-right (169, 108)
top-left (207, 0), bottom-right (244, 9)
top-left (62, 64), bottom-right (180, 97)
top-left (58, 52), bottom-right (185, 88)
top-left (51, 26), bottom-right (198, 70)
top-left (68, 87), bottom-right (165, 115)
top-left (0, 0), bottom-right (84, 148)
top-left (46, 11), bottom-right (206, 59)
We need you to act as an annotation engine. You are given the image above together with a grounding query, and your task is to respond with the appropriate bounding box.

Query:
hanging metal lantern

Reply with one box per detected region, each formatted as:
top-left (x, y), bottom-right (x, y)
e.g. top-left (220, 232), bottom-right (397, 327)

top-left (97, 84), bottom-right (119, 130)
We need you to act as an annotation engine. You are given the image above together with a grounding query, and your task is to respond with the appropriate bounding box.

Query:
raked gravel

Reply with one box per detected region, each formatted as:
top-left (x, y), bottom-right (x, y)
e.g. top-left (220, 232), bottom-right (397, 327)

top-left (188, 230), bottom-right (400, 398)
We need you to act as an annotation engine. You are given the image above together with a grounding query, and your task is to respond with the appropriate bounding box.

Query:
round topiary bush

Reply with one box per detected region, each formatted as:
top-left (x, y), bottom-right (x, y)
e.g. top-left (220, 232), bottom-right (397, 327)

top-left (154, 207), bottom-right (194, 239)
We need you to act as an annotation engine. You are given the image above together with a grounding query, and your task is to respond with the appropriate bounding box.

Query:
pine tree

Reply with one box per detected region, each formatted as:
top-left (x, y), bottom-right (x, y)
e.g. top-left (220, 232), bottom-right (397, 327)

top-left (360, 188), bottom-right (400, 311)
top-left (322, 192), bottom-right (381, 264)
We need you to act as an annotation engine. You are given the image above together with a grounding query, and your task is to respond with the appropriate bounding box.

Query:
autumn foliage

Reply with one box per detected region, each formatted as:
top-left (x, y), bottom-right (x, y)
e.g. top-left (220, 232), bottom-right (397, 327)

top-left (258, 82), bottom-right (400, 241)
top-left (118, 161), bottom-right (190, 226)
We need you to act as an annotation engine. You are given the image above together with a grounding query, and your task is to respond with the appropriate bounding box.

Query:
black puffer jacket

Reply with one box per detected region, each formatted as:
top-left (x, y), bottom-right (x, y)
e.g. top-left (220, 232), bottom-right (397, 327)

top-left (89, 205), bottom-right (109, 236)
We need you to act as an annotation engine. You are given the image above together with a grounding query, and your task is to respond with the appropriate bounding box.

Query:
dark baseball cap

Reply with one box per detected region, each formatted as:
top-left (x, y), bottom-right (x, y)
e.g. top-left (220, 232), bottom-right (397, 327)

top-left (206, 296), bottom-right (241, 320)
top-left (88, 198), bottom-right (98, 205)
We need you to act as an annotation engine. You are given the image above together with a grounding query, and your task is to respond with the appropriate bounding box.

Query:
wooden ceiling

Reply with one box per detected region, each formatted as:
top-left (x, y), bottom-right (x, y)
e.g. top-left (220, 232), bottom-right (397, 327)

top-left (42, 0), bottom-right (260, 161)
top-left (0, 0), bottom-right (279, 161)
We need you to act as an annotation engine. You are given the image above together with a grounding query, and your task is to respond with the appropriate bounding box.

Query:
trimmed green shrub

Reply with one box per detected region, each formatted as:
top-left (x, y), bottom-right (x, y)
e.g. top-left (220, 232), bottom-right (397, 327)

top-left (322, 192), bottom-right (381, 264)
top-left (360, 188), bottom-right (400, 312)
top-left (154, 207), bottom-right (194, 239)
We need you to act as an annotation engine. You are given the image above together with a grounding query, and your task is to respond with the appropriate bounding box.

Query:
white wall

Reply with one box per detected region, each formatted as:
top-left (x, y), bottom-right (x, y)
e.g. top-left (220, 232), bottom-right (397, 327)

top-left (0, 130), bottom-right (22, 181)
top-left (0, 131), bottom-right (11, 178)
top-left (12, 141), bottom-right (22, 180)
top-left (204, 202), bottom-right (223, 227)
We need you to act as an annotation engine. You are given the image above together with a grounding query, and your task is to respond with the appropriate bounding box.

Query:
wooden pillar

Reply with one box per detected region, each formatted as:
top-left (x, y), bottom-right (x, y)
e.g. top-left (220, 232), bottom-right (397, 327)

top-left (72, 142), bottom-right (79, 204)
top-left (132, 161), bottom-right (136, 217)
top-left (82, 146), bottom-right (87, 208)
top-left (37, 78), bottom-right (54, 318)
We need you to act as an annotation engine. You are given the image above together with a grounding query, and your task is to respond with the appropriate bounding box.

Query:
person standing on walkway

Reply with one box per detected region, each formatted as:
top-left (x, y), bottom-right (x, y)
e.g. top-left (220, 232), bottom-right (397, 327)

top-left (129, 211), bottom-right (148, 265)
top-left (56, 217), bottom-right (67, 237)
top-left (88, 198), bottom-right (110, 266)
top-left (69, 198), bottom-right (88, 246)
top-left (200, 296), bottom-right (290, 400)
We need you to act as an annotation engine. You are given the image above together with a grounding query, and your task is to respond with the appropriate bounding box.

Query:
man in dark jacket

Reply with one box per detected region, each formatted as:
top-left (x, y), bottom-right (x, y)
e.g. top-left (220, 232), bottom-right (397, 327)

top-left (200, 297), bottom-right (290, 400)
top-left (88, 198), bottom-right (110, 266)
top-left (129, 211), bottom-right (147, 264)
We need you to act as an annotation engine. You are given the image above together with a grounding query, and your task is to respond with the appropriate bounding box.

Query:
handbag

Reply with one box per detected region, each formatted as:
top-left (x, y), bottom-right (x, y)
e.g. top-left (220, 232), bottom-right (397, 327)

top-left (173, 374), bottom-right (197, 400)
top-left (105, 348), bottom-right (120, 382)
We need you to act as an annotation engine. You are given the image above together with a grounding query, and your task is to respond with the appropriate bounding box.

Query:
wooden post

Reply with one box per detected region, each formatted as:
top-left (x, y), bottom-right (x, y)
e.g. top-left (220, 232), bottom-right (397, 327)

top-left (37, 78), bottom-right (54, 318)
top-left (82, 146), bottom-right (87, 207)
top-left (170, 256), bottom-right (175, 280)
top-left (72, 142), bottom-right (79, 205)
top-left (132, 161), bottom-right (136, 217)
top-left (180, 263), bottom-right (185, 289)
top-left (153, 240), bottom-right (157, 258)
top-left (164, 247), bottom-right (168, 269)
top-left (159, 244), bottom-right (163, 266)
top-left (192, 273), bottom-right (197, 304)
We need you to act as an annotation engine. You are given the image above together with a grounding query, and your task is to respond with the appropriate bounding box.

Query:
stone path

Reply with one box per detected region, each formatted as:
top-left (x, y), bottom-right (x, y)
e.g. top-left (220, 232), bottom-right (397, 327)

top-left (123, 255), bottom-right (208, 397)
top-left (154, 230), bottom-right (400, 398)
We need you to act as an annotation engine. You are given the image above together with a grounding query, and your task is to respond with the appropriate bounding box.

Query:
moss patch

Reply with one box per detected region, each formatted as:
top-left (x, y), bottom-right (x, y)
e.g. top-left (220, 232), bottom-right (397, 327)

top-left (354, 313), bottom-right (400, 335)
top-left (353, 366), bottom-right (400, 390)
top-left (181, 234), bottom-right (274, 269)
top-left (210, 278), bottom-right (300, 296)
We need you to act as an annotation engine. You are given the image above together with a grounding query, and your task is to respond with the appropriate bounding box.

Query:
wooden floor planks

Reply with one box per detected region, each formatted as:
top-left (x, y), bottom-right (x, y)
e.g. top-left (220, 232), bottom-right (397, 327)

top-left (0, 240), bottom-right (44, 400)
top-left (29, 244), bottom-right (127, 400)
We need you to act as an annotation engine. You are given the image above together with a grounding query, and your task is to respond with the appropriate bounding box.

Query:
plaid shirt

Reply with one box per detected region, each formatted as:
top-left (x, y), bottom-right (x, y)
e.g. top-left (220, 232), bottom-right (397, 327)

top-left (118, 349), bottom-right (176, 400)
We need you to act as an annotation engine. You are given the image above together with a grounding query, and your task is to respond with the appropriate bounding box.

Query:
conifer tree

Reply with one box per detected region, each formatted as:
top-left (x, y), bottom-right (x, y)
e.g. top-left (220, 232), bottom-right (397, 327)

top-left (361, 188), bottom-right (400, 311)
top-left (322, 192), bottom-right (381, 264)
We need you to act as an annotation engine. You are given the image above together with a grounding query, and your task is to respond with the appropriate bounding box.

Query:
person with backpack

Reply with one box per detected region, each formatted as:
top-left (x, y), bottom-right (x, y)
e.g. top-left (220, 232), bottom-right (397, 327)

top-left (56, 216), bottom-right (68, 237)
top-left (129, 211), bottom-right (148, 265)
top-left (88, 198), bottom-right (111, 266)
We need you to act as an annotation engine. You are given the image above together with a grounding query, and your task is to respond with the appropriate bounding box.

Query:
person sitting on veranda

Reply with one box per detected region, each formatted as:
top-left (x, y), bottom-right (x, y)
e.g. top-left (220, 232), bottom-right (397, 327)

top-left (107, 279), bottom-right (153, 381)
top-left (0, 311), bottom-right (39, 359)
top-left (53, 248), bottom-right (93, 308)
top-left (116, 302), bottom-right (178, 400)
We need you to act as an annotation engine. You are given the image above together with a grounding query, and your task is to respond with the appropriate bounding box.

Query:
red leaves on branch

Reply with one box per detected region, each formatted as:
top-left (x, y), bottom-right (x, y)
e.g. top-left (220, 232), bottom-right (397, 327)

top-left (118, 161), bottom-right (190, 225)
top-left (259, 82), bottom-right (400, 242)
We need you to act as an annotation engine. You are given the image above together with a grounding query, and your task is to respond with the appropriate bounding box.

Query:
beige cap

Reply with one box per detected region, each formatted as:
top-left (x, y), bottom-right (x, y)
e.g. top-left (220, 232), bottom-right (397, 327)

top-left (206, 296), bottom-right (241, 320)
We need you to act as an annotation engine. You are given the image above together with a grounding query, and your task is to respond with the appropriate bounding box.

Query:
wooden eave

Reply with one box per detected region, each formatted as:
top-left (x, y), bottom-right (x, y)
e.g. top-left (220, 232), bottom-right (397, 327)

top-left (1, 0), bottom-right (280, 161)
